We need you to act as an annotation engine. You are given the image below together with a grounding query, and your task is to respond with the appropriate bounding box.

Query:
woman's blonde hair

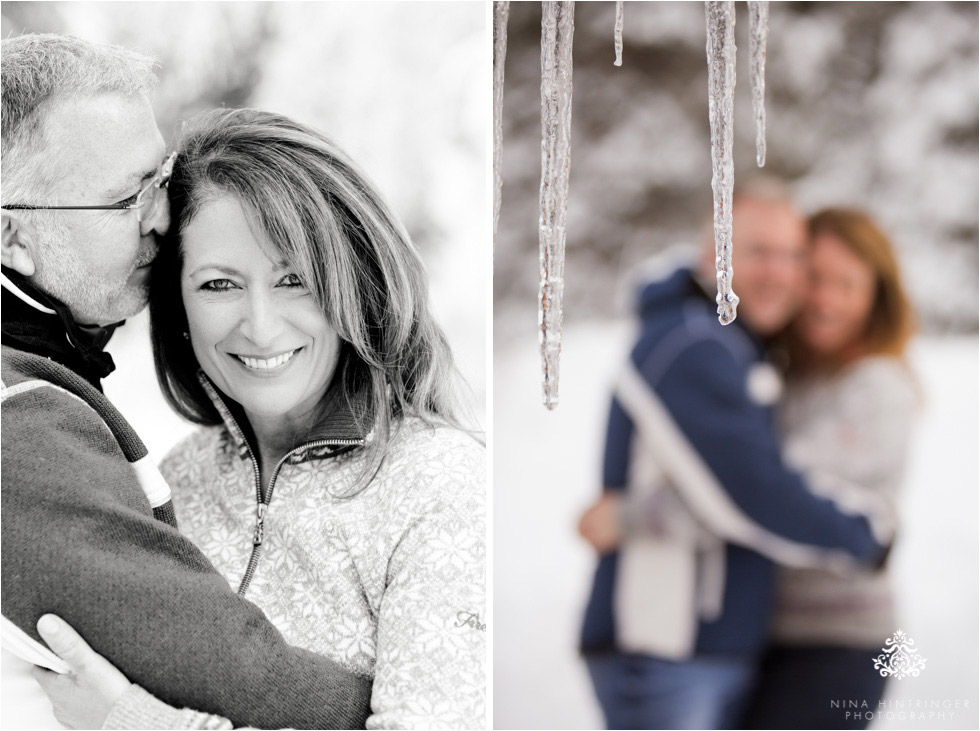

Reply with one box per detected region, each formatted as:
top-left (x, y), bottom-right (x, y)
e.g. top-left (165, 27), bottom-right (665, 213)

top-left (150, 108), bottom-right (467, 493)
top-left (803, 207), bottom-right (916, 362)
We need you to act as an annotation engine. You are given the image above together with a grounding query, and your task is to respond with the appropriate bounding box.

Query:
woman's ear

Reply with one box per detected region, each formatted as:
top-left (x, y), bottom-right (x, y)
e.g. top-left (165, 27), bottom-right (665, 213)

top-left (1, 212), bottom-right (39, 276)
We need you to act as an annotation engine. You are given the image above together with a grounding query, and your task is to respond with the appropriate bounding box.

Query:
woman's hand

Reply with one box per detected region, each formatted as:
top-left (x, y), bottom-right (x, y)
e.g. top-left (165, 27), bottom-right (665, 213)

top-left (31, 614), bottom-right (133, 730)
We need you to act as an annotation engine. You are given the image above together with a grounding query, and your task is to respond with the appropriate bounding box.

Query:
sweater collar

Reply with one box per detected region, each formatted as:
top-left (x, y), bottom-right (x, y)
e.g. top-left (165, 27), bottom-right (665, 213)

top-left (0, 267), bottom-right (121, 389)
top-left (197, 371), bottom-right (373, 457)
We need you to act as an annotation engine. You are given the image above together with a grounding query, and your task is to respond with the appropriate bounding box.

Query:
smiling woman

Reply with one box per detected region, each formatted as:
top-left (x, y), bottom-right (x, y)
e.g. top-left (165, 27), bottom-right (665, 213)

top-left (179, 194), bottom-right (344, 473)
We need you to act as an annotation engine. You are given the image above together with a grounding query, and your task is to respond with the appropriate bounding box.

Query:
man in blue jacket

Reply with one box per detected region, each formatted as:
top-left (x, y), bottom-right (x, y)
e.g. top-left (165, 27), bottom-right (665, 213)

top-left (577, 183), bottom-right (893, 729)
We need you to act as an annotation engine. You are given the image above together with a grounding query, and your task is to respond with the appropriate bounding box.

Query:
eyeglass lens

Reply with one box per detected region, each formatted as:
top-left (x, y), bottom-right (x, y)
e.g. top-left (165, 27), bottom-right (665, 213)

top-left (136, 183), bottom-right (162, 223)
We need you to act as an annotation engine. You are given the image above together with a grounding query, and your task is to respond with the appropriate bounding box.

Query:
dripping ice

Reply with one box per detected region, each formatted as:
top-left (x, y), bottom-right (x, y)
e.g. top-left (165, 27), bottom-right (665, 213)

top-left (538, 1), bottom-right (574, 409)
top-left (614, 1), bottom-right (624, 67)
top-left (705, 1), bottom-right (739, 326)
top-left (749, 1), bottom-right (769, 167)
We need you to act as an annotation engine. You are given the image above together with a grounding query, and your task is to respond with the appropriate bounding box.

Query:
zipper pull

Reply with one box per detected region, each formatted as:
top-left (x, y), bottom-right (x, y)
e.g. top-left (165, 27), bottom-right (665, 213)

top-left (253, 503), bottom-right (267, 546)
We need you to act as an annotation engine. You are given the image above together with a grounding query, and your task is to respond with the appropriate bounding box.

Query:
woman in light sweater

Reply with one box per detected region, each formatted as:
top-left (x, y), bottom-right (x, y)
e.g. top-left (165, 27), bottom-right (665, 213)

top-left (740, 207), bottom-right (918, 729)
top-left (33, 108), bottom-right (485, 729)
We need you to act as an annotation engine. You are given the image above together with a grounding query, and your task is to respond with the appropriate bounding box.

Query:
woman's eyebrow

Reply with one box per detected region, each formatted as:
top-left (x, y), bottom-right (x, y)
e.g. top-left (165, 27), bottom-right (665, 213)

top-left (187, 264), bottom-right (242, 278)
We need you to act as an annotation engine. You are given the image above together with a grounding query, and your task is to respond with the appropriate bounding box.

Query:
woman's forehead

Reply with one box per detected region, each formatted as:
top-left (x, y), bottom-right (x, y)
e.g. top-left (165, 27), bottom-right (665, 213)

top-left (181, 194), bottom-right (290, 271)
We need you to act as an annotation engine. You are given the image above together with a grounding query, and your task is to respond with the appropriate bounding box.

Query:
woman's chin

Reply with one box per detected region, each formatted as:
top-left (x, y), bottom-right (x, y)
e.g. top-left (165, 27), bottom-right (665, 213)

top-left (799, 329), bottom-right (841, 357)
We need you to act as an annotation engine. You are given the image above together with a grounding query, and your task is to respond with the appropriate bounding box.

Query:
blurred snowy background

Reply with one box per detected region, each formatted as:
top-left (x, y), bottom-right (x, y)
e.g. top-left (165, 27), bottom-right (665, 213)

top-left (1, 0), bottom-right (486, 459)
top-left (494, 2), bottom-right (978, 730)
top-left (496, 1), bottom-right (977, 336)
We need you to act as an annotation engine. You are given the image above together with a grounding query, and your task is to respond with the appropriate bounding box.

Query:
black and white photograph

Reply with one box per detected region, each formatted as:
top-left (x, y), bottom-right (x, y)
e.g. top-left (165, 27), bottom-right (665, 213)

top-left (1, 2), bottom-right (486, 729)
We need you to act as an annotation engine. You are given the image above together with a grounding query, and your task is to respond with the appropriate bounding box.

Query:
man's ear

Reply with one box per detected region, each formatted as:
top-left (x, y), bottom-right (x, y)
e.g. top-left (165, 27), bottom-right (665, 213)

top-left (1, 212), bottom-right (38, 276)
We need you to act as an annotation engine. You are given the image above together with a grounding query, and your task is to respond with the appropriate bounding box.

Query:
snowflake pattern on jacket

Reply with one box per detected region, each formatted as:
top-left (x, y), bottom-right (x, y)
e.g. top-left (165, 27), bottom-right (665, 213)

top-left (161, 417), bottom-right (486, 730)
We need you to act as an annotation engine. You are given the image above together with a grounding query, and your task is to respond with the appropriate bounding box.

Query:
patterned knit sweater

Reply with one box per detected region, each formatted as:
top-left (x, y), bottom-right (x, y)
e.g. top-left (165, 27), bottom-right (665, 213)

top-left (107, 390), bottom-right (486, 730)
top-left (770, 356), bottom-right (918, 647)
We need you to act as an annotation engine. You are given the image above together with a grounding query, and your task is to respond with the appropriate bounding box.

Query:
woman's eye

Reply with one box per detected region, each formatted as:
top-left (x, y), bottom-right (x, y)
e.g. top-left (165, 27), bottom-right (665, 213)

top-left (278, 273), bottom-right (305, 288)
top-left (117, 193), bottom-right (139, 207)
top-left (200, 279), bottom-right (237, 292)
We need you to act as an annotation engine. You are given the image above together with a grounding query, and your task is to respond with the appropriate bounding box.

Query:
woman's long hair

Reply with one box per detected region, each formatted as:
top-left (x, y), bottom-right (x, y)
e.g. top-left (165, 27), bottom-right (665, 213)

top-left (150, 108), bottom-right (468, 493)
top-left (787, 207), bottom-right (915, 373)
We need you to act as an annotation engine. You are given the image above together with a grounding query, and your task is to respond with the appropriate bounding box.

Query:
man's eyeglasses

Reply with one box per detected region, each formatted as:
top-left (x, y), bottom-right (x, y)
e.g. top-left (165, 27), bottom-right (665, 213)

top-left (2, 152), bottom-right (177, 223)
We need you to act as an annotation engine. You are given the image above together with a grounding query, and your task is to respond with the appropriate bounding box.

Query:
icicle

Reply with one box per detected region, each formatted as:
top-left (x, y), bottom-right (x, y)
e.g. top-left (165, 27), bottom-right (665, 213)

top-left (538, 0), bottom-right (574, 409)
top-left (613, 1), bottom-right (624, 67)
top-left (493, 1), bottom-right (510, 242)
top-left (748, 1), bottom-right (769, 167)
top-left (705, 1), bottom-right (738, 326)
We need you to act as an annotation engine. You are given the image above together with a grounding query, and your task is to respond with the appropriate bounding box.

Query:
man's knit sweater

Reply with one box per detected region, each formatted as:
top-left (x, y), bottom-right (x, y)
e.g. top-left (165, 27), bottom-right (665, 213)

top-left (1, 270), bottom-right (372, 729)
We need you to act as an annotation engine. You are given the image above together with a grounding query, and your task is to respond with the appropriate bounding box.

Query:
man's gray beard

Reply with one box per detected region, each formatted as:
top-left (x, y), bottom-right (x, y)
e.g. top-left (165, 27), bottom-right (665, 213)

top-left (30, 215), bottom-right (148, 326)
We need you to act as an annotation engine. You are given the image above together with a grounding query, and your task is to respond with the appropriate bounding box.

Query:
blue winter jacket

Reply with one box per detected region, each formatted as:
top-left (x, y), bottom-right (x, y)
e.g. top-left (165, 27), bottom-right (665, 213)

top-left (580, 266), bottom-right (889, 657)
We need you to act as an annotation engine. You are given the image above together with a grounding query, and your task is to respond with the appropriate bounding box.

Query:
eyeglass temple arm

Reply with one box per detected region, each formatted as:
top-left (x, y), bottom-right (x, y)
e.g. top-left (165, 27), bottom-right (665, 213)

top-left (1, 204), bottom-right (133, 211)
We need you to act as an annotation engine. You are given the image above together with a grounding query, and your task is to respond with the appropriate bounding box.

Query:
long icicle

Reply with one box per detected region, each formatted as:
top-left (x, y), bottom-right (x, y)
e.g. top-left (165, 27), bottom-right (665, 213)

top-left (538, 0), bottom-right (574, 409)
top-left (493, 1), bottom-right (510, 242)
top-left (705, 1), bottom-right (738, 326)
top-left (748, 1), bottom-right (769, 167)
top-left (613, 1), bottom-right (624, 67)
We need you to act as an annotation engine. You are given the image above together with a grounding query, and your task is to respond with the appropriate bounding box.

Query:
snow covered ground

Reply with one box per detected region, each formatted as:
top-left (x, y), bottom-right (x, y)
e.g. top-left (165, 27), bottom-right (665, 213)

top-left (493, 323), bottom-right (978, 730)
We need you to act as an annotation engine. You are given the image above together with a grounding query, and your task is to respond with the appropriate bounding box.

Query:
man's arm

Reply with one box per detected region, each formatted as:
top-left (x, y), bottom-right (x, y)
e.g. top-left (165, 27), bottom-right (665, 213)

top-left (613, 336), bottom-right (891, 568)
top-left (1, 383), bottom-right (371, 730)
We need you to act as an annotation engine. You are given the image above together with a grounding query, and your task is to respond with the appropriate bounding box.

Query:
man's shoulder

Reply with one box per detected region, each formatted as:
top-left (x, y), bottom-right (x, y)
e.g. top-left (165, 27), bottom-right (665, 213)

top-left (1, 344), bottom-right (39, 389)
top-left (1, 346), bottom-right (89, 411)
top-left (632, 298), bottom-right (761, 388)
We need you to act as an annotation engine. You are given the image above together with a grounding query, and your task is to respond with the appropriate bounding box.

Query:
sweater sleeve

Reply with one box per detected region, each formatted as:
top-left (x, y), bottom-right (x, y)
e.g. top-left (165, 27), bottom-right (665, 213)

top-left (104, 685), bottom-right (234, 730)
top-left (368, 437), bottom-right (487, 729)
top-left (1, 383), bottom-right (371, 730)
top-left (614, 336), bottom-right (890, 569)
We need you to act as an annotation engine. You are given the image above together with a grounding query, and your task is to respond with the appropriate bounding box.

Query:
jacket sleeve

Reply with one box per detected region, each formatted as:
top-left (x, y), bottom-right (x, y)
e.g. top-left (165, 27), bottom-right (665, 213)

top-left (614, 336), bottom-right (890, 569)
top-left (1, 384), bottom-right (371, 730)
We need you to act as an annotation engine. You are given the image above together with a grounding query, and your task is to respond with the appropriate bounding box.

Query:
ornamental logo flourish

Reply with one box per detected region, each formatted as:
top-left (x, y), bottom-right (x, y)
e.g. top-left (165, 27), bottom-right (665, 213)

top-left (873, 630), bottom-right (927, 679)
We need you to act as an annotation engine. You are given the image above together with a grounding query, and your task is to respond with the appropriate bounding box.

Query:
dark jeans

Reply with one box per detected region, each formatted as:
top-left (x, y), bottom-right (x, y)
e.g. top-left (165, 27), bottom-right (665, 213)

top-left (585, 651), bottom-right (758, 730)
top-left (739, 645), bottom-right (889, 729)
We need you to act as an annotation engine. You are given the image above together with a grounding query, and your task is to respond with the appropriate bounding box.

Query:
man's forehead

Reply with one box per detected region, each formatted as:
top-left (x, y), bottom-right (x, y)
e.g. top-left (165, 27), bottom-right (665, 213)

top-left (734, 199), bottom-right (805, 239)
top-left (41, 92), bottom-right (164, 194)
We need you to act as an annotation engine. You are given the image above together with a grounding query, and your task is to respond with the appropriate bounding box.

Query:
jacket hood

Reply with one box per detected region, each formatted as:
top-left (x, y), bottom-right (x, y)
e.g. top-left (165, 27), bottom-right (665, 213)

top-left (635, 265), bottom-right (711, 323)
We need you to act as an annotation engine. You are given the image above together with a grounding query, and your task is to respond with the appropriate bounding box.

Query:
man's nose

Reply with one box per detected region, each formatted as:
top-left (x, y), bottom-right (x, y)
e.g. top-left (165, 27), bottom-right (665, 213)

top-left (141, 193), bottom-right (171, 237)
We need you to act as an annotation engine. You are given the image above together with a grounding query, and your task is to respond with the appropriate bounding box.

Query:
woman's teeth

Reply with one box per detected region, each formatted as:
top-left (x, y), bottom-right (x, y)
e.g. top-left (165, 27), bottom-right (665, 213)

top-left (236, 349), bottom-right (299, 370)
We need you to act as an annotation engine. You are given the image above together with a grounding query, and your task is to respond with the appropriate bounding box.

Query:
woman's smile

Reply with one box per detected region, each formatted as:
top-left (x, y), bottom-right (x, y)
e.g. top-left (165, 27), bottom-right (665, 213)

top-left (230, 347), bottom-right (303, 374)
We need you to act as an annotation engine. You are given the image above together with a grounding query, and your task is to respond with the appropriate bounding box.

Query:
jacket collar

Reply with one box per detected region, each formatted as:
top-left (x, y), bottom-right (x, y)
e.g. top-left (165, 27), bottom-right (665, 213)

top-left (197, 371), bottom-right (373, 458)
top-left (1, 266), bottom-right (121, 390)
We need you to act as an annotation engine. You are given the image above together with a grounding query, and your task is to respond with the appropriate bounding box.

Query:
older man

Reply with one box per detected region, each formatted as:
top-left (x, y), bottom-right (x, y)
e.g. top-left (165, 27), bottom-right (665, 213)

top-left (577, 183), bottom-right (893, 730)
top-left (1, 34), bottom-right (370, 729)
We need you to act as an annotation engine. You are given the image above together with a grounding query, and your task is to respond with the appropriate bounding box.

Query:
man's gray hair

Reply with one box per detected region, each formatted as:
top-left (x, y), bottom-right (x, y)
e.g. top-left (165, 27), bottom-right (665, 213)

top-left (1, 33), bottom-right (160, 202)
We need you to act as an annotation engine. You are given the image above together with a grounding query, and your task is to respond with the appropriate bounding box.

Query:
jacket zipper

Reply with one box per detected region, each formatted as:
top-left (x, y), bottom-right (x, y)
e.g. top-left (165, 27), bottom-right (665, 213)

top-left (236, 437), bottom-right (364, 596)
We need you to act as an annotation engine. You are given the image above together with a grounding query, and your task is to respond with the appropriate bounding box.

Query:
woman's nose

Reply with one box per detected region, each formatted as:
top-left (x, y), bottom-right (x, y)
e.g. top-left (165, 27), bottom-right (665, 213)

top-left (239, 294), bottom-right (285, 347)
